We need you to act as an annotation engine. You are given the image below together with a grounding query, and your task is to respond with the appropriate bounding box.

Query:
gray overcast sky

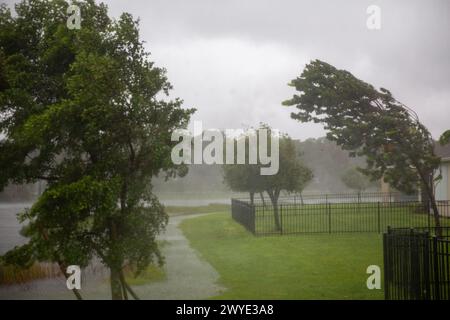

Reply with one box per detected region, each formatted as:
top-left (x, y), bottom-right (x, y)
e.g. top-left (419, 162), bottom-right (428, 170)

top-left (5, 0), bottom-right (450, 140)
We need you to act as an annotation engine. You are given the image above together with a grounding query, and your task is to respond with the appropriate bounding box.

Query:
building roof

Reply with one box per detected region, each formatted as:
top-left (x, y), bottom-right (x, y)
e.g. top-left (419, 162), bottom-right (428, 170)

top-left (435, 143), bottom-right (450, 161)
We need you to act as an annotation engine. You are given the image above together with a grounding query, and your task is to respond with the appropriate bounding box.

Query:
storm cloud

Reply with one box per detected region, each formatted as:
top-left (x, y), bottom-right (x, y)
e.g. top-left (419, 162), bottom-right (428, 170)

top-left (4, 0), bottom-right (450, 139)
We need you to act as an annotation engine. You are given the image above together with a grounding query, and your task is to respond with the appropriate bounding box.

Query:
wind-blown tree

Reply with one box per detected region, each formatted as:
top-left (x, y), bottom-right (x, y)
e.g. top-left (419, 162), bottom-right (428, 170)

top-left (440, 130), bottom-right (450, 146)
top-left (283, 59), bottom-right (442, 233)
top-left (223, 128), bottom-right (313, 231)
top-left (0, 0), bottom-right (194, 299)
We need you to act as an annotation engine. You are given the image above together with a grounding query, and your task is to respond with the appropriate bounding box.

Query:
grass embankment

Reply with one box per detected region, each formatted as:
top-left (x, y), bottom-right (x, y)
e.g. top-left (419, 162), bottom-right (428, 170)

top-left (181, 212), bottom-right (384, 299)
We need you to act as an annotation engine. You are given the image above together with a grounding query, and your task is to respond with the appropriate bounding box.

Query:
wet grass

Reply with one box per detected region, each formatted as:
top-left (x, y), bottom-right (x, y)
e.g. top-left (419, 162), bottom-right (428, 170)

top-left (181, 212), bottom-right (385, 299)
top-left (165, 203), bottom-right (230, 216)
top-left (254, 203), bottom-right (450, 234)
top-left (124, 264), bottom-right (166, 286)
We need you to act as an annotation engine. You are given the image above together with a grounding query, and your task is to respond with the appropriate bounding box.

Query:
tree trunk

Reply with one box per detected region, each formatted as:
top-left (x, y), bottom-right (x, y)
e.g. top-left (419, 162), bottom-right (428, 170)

top-left (417, 168), bottom-right (442, 238)
top-left (110, 267), bottom-right (123, 300)
top-left (424, 184), bottom-right (442, 236)
top-left (420, 186), bottom-right (430, 213)
top-left (267, 189), bottom-right (281, 231)
top-left (249, 192), bottom-right (254, 205)
top-left (122, 275), bottom-right (140, 300)
top-left (119, 269), bottom-right (128, 300)
top-left (40, 229), bottom-right (83, 300)
top-left (57, 262), bottom-right (83, 300)
top-left (109, 219), bottom-right (124, 300)
top-left (259, 192), bottom-right (266, 208)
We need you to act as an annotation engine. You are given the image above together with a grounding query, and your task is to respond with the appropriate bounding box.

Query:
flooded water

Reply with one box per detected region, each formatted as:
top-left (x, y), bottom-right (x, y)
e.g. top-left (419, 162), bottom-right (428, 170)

top-left (0, 203), bottom-right (30, 255)
top-left (0, 203), bottom-right (223, 299)
top-left (0, 198), bottom-right (231, 253)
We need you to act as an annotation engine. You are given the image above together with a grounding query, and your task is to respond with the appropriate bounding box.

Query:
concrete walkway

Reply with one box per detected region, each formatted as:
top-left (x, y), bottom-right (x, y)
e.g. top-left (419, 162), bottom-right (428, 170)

top-left (0, 212), bottom-right (225, 299)
top-left (133, 214), bottom-right (225, 299)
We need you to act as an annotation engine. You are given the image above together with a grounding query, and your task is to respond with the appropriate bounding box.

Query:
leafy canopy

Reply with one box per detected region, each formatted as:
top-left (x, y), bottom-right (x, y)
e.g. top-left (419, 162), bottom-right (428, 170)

top-left (223, 126), bottom-right (313, 200)
top-left (283, 60), bottom-right (439, 195)
top-left (341, 167), bottom-right (372, 193)
top-left (0, 0), bottom-right (194, 298)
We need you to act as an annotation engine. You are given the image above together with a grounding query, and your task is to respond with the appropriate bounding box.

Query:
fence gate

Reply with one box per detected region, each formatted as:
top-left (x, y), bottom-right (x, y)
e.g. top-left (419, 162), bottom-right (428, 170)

top-left (383, 227), bottom-right (450, 300)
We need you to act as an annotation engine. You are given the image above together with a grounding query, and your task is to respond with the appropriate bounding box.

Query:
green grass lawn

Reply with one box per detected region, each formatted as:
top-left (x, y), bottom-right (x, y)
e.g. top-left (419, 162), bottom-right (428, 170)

top-left (125, 264), bottom-right (166, 286)
top-left (165, 203), bottom-right (230, 216)
top-left (253, 203), bottom-right (449, 234)
top-left (181, 212), bottom-right (385, 299)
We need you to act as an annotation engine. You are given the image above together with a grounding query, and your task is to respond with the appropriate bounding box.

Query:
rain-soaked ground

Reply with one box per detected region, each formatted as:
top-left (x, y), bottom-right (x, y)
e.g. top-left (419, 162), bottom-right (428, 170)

top-left (0, 203), bottom-right (225, 299)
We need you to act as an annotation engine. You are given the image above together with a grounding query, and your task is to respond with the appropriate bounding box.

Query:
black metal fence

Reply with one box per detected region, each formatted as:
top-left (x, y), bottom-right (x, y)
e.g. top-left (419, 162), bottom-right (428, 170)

top-left (383, 227), bottom-right (450, 300)
top-left (238, 191), bottom-right (419, 205)
top-left (231, 199), bottom-right (255, 234)
top-left (231, 193), bottom-right (450, 236)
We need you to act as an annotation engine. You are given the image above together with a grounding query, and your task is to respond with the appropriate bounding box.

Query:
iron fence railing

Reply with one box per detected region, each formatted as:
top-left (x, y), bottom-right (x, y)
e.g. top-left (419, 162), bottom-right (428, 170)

top-left (231, 193), bottom-right (450, 236)
top-left (231, 198), bottom-right (255, 234)
top-left (384, 226), bottom-right (450, 300)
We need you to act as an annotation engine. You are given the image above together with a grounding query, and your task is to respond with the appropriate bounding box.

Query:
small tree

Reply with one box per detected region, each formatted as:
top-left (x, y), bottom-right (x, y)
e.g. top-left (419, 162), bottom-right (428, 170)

top-left (341, 167), bottom-right (372, 202)
top-left (223, 163), bottom-right (262, 205)
top-left (223, 128), bottom-right (312, 231)
top-left (260, 137), bottom-right (313, 230)
top-left (283, 60), bottom-right (442, 234)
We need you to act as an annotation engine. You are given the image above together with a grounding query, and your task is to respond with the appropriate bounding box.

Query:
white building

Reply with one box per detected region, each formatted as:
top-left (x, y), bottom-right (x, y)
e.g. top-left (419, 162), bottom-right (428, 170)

top-left (434, 144), bottom-right (450, 201)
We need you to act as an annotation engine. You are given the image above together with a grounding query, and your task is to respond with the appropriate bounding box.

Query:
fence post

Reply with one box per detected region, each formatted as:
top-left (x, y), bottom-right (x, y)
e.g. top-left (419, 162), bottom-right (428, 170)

top-left (383, 232), bottom-right (389, 300)
top-left (251, 204), bottom-right (255, 235)
top-left (280, 204), bottom-right (283, 235)
top-left (377, 202), bottom-right (381, 233)
top-left (423, 231), bottom-right (431, 300)
top-left (328, 202), bottom-right (331, 234)
top-left (410, 228), bottom-right (420, 299)
top-left (432, 236), bottom-right (440, 300)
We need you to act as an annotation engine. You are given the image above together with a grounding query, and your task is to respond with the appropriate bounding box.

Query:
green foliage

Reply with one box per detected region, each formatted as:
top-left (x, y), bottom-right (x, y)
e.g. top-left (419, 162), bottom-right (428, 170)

top-left (223, 127), bottom-right (313, 201)
top-left (261, 136), bottom-right (313, 196)
top-left (283, 60), bottom-right (439, 196)
top-left (439, 130), bottom-right (450, 146)
top-left (223, 126), bottom-right (312, 230)
top-left (0, 0), bottom-right (194, 299)
top-left (341, 167), bottom-right (372, 193)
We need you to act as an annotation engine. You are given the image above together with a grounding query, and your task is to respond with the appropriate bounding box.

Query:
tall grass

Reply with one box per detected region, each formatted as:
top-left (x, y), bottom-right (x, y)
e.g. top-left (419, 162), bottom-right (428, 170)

top-left (0, 262), bottom-right (62, 285)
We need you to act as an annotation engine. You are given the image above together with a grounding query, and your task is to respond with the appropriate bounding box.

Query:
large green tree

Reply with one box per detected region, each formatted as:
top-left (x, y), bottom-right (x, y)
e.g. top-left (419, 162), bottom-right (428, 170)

top-left (283, 60), bottom-right (442, 233)
top-left (0, 0), bottom-right (194, 299)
